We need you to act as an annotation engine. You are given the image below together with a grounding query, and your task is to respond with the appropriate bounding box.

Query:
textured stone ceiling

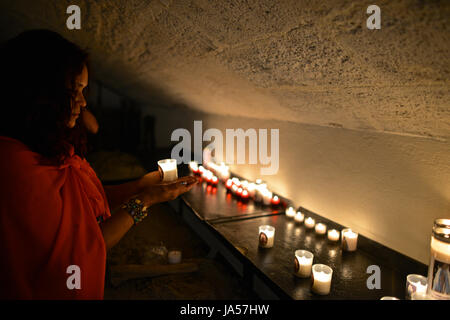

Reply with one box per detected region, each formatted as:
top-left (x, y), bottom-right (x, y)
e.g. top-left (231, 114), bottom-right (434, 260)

top-left (1, 0), bottom-right (449, 140)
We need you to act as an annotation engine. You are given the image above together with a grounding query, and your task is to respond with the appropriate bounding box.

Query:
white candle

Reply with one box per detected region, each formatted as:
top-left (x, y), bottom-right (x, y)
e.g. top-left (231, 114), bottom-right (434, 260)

top-left (312, 264), bottom-right (333, 295)
top-left (168, 250), bottom-right (182, 264)
top-left (406, 274), bottom-right (428, 300)
top-left (294, 250), bottom-right (314, 278)
top-left (158, 159), bottom-right (178, 182)
top-left (247, 183), bottom-right (256, 198)
top-left (188, 161), bottom-right (198, 173)
top-left (262, 190), bottom-right (273, 206)
top-left (315, 223), bottom-right (327, 235)
top-left (328, 229), bottom-right (340, 241)
top-left (295, 212), bottom-right (305, 223)
top-left (305, 217), bottom-right (315, 229)
top-left (259, 225), bottom-right (275, 248)
top-left (285, 207), bottom-right (296, 219)
top-left (341, 228), bottom-right (358, 251)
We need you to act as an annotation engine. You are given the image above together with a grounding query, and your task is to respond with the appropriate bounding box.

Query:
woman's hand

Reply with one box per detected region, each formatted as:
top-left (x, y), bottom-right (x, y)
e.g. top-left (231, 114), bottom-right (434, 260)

top-left (137, 175), bottom-right (199, 207)
top-left (137, 170), bottom-right (162, 190)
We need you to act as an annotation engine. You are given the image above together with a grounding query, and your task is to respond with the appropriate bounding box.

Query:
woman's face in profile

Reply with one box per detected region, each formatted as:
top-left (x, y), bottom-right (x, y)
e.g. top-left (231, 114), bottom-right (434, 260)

top-left (67, 65), bottom-right (88, 128)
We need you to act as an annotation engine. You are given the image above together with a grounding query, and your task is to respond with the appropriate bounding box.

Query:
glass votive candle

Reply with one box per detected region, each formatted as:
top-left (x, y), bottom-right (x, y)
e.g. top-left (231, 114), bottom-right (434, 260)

top-left (168, 249), bottom-right (182, 264)
top-left (305, 217), bottom-right (315, 229)
top-left (406, 274), bottom-right (428, 300)
top-left (315, 223), bottom-right (327, 235)
top-left (158, 159), bottom-right (178, 182)
top-left (380, 296), bottom-right (399, 300)
top-left (294, 250), bottom-right (314, 278)
top-left (312, 264), bottom-right (333, 295)
top-left (411, 292), bottom-right (433, 300)
top-left (341, 228), bottom-right (358, 251)
top-left (259, 225), bottom-right (275, 248)
top-left (285, 207), bottom-right (296, 219)
top-left (328, 229), bottom-right (340, 241)
top-left (295, 212), bottom-right (305, 223)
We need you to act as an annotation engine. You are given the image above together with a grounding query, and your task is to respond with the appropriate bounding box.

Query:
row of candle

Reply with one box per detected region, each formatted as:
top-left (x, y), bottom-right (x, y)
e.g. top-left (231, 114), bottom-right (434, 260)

top-left (224, 177), bottom-right (282, 206)
top-left (285, 207), bottom-right (359, 251)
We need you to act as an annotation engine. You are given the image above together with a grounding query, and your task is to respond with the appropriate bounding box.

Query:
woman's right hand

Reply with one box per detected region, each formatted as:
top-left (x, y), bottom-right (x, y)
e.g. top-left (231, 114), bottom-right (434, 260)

top-left (137, 175), bottom-right (199, 207)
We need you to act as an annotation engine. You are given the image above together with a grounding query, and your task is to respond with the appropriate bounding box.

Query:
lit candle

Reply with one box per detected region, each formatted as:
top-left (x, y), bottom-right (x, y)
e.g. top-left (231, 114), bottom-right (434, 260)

top-left (211, 176), bottom-right (219, 185)
top-left (158, 159), bottom-right (178, 182)
top-left (168, 250), bottom-right (182, 264)
top-left (271, 195), bottom-right (280, 206)
top-left (406, 274), bottom-right (428, 300)
top-left (380, 296), bottom-right (399, 300)
top-left (259, 225), bottom-right (275, 248)
top-left (294, 250), bottom-right (314, 278)
top-left (225, 179), bottom-right (233, 190)
top-left (327, 229), bottom-right (340, 242)
top-left (341, 229), bottom-right (358, 251)
top-left (295, 212), bottom-right (305, 223)
top-left (189, 161), bottom-right (199, 174)
top-left (312, 264), bottom-right (333, 295)
top-left (427, 224), bottom-right (450, 300)
top-left (231, 184), bottom-right (238, 195)
top-left (285, 207), bottom-right (296, 219)
top-left (315, 223), bottom-right (327, 235)
top-left (305, 217), bottom-right (315, 229)
top-left (247, 183), bottom-right (256, 198)
top-left (241, 190), bottom-right (249, 201)
top-left (236, 187), bottom-right (243, 197)
top-left (262, 190), bottom-right (273, 206)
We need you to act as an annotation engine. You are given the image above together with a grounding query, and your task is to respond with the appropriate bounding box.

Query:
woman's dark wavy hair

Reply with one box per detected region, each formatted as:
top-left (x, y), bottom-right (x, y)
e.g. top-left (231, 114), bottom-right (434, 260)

top-left (0, 29), bottom-right (89, 164)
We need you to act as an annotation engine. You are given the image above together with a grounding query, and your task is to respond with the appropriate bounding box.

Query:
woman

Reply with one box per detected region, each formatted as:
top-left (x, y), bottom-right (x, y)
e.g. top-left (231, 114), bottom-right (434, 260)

top-left (0, 30), bottom-right (198, 299)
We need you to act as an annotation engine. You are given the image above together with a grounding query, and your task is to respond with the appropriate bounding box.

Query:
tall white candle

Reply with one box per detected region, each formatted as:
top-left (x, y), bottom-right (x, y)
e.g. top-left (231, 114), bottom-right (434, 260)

top-left (406, 274), bottom-right (428, 300)
top-left (312, 264), bottom-right (333, 295)
top-left (295, 212), bottom-right (305, 223)
top-left (328, 229), bottom-right (340, 242)
top-left (285, 207), bottom-right (296, 219)
top-left (158, 159), bottom-right (178, 182)
top-left (294, 250), bottom-right (314, 278)
top-left (341, 228), bottom-right (358, 251)
top-left (315, 223), bottom-right (327, 235)
top-left (305, 217), bottom-right (315, 229)
top-left (259, 225), bottom-right (275, 248)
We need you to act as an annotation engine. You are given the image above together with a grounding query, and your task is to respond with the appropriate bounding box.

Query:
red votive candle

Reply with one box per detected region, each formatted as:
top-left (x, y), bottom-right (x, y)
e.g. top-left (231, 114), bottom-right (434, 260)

top-left (271, 195), bottom-right (280, 206)
top-left (211, 176), bottom-right (219, 185)
top-left (241, 190), bottom-right (249, 201)
top-left (226, 179), bottom-right (233, 190)
top-left (236, 187), bottom-right (243, 197)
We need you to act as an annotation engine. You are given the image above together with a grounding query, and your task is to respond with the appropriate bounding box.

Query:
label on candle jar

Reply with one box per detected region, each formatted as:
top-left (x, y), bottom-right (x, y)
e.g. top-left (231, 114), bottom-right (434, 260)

top-left (259, 232), bottom-right (268, 247)
top-left (428, 259), bottom-right (450, 299)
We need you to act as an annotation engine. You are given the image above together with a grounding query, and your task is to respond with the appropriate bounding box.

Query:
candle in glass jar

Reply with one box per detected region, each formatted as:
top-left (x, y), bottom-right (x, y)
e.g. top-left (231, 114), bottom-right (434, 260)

top-left (295, 212), bottom-right (305, 223)
top-left (247, 183), bottom-right (256, 198)
top-left (262, 190), bottom-right (273, 206)
top-left (158, 159), bottom-right (178, 182)
top-left (315, 223), bottom-right (327, 235)
top-left (312, 264), bottom-right (333, 295)
top-left (427, 224), bottom-right (450, 300)
top-left (341, 228), bottom-right (358, 251)
top-left (271, 195), bottom-right (280, 206)
top-left (285, 207), bottom-right (296, 219)
top-left (305, 217), bottom-right (315, 229)
top-left (259, 225), bottom-right (275, 248)
top-left (406, 274), bottom-right (428, 300)
top-left (294, 250), bottom-right (314, 278)
top-left (168, 250), bottom-right (182, 264)
top-left (327, 229), bottom-right (340, 242)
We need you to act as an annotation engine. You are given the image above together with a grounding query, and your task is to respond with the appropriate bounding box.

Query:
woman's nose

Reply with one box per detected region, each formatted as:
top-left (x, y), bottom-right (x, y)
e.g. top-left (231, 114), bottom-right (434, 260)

top-left (76, 92), bottom-right (87, 108)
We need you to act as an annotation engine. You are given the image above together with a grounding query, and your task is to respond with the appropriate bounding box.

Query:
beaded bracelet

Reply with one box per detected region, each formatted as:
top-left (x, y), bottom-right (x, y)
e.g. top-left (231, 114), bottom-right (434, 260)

top-left (121, 198), bottom-right (149, 225)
